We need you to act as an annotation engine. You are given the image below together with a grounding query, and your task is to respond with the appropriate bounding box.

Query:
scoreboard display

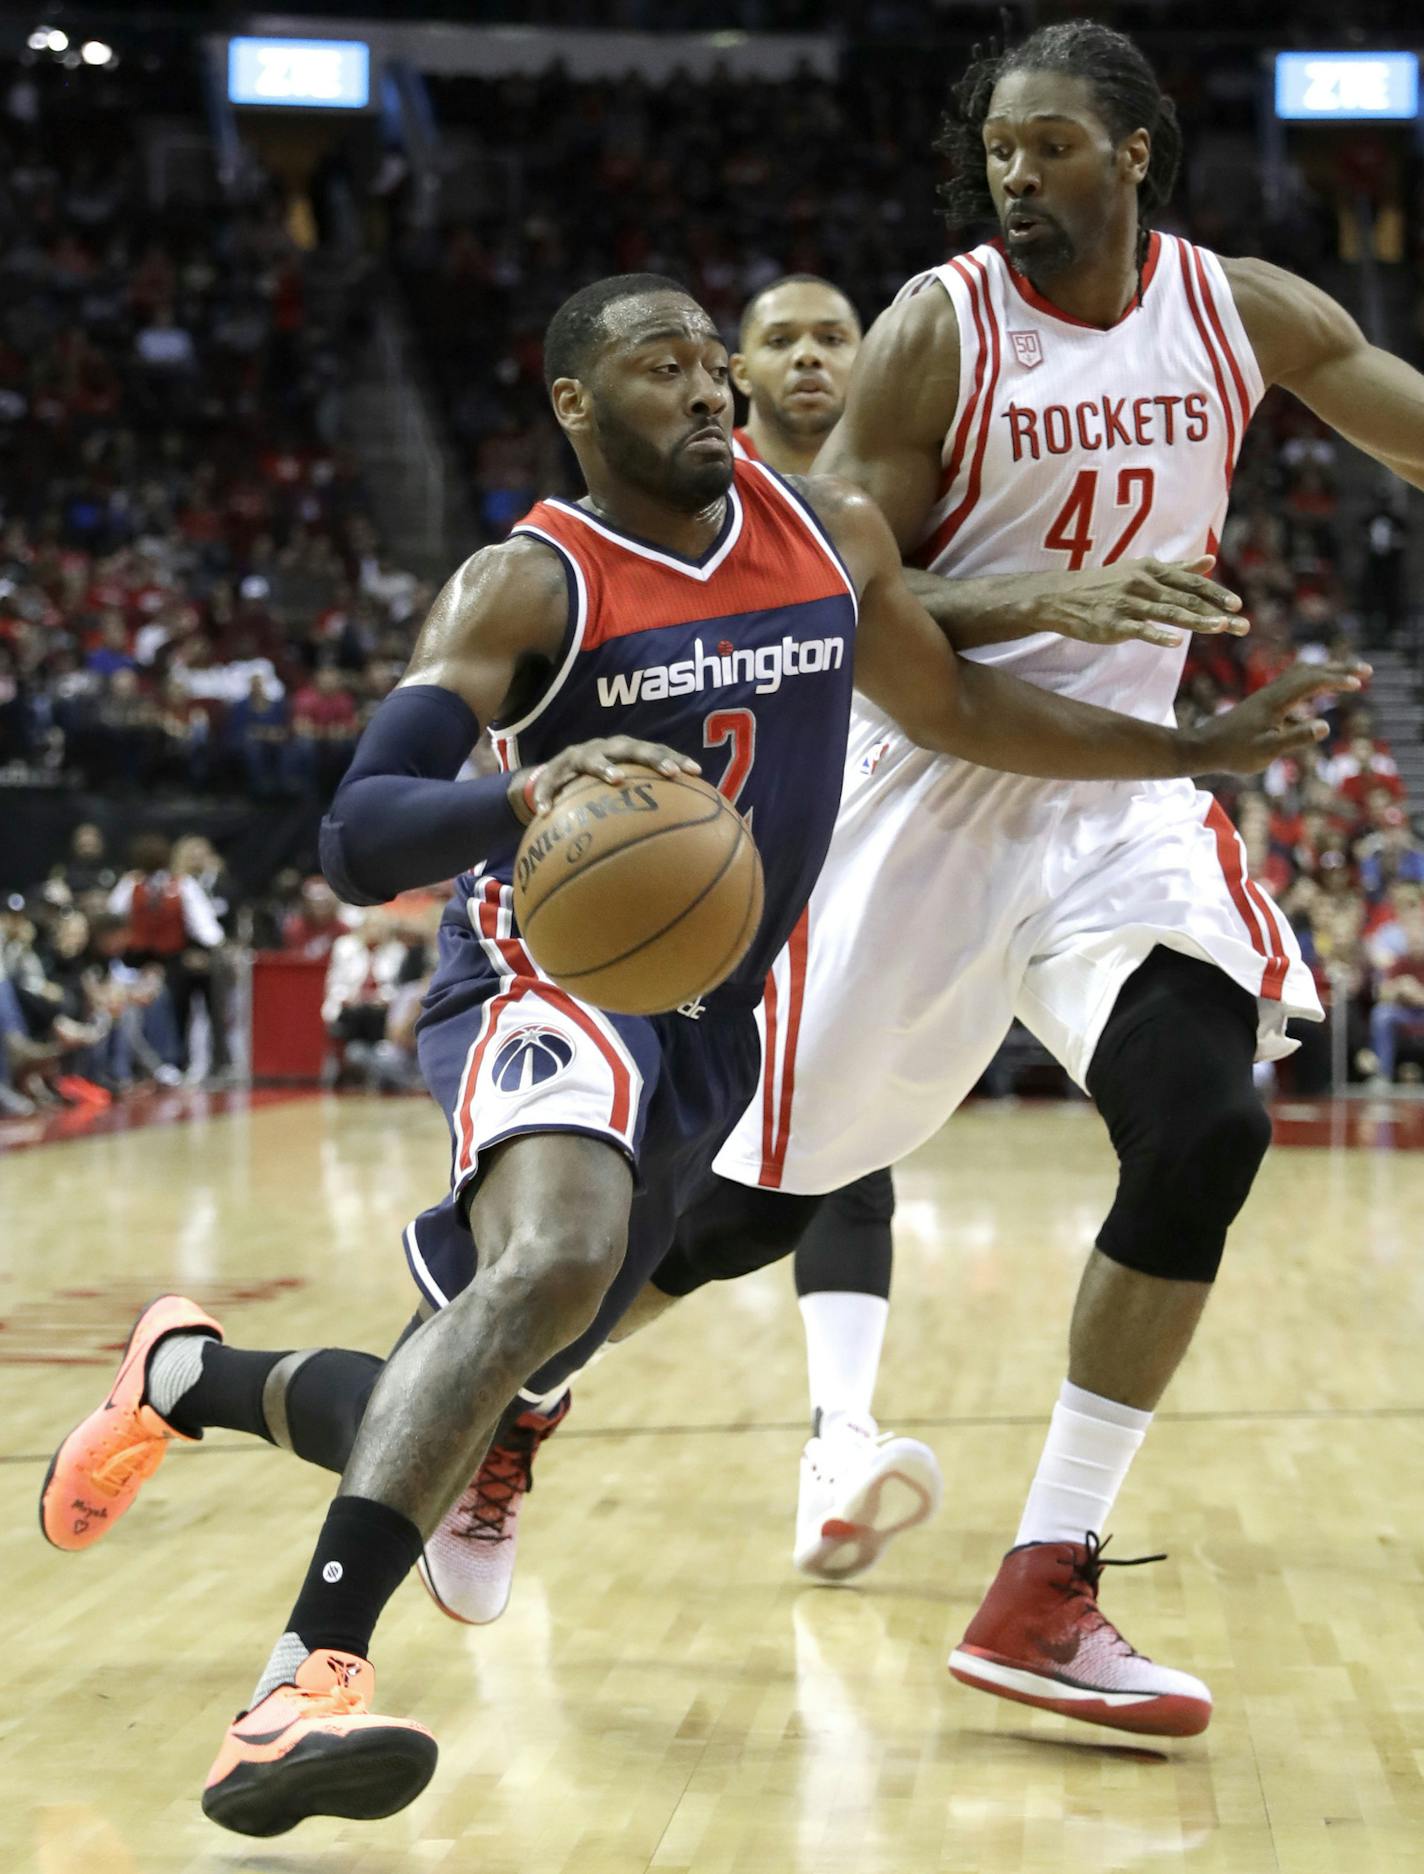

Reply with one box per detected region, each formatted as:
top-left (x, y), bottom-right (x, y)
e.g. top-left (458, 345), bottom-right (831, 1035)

top-left (1274, 51), bottom-right (1419, 122)
top-left (227, 37), bottom-right (372, 110)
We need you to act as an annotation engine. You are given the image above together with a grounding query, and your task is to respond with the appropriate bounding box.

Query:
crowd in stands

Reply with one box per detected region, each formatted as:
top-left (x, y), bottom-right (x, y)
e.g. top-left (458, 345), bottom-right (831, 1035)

top-left (0, 58), bottom-right (432, 797)
top-left (1, 41), bottom-right (1421, 1109)
top-left (0, 821), bottom-right (444, 1115)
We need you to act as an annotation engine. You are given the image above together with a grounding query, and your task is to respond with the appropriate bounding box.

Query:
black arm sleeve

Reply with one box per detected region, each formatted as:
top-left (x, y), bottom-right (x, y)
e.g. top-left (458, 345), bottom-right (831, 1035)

top-left (318, 684), bottom-right (523, 905)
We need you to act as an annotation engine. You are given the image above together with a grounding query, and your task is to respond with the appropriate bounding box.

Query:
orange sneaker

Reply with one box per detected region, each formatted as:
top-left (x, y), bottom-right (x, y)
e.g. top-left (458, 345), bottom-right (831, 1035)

top-left (39, 1294), bottom-right (222, 1552)
top-left (202, 1650), bottom-right (438, 1836)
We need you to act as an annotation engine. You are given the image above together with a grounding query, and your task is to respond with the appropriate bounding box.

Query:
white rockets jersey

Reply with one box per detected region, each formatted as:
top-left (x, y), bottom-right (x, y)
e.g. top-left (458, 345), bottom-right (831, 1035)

top-left (837, 231), bottom-right (1265, 843)
top-left (903, 232), bottom-right (1261, 719)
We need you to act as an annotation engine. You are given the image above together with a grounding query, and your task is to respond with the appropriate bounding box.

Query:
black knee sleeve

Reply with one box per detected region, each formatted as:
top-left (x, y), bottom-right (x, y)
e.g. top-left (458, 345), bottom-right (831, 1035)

top-left (283, 1347), bottom-right (386, 1474)
top-left (793, 1167), bottom-right (895, 1299)
top-left (651, 1177), bottom-right (825, 1297)
top-left (1086, 948), bottom-right (1272, 1284)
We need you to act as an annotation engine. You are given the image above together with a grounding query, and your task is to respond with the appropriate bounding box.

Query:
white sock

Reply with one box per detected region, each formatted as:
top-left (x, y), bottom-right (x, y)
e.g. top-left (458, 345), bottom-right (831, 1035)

top-left (1014, 1379), bottom-right (1152, 1548)
top-left (798, 1290), bottom-right (889, 1426)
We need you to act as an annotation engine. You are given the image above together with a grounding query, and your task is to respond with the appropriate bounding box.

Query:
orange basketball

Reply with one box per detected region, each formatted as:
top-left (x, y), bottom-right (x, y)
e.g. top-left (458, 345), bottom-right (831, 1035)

top-left (512, 765), bottom-right (764, 1015)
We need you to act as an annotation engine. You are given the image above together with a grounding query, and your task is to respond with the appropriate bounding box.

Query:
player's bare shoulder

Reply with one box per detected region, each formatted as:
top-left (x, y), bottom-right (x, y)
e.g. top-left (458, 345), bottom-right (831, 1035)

top-left (411, 533), bottom-right (569, 671)
top-left (1220, 255), bottom-right (1364, 391)
top-left (785, 473), bottom-right (899, 594)
top-left (826, 280), bottom-right (961, 446)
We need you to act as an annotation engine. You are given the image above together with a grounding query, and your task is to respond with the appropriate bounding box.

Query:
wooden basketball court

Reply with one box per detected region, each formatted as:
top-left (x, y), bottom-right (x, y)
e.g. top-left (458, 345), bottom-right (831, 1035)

top-left (4, 1092), bottom-right (1422, 1872)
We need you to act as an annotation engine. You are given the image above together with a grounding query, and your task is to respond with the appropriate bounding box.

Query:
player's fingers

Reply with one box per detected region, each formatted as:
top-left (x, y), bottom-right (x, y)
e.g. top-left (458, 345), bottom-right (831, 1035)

top-left (605, 737), bottom-right (700, 776)
top-left (1116, 621), bottom-right (1182, 648)
top-left (1268, 719), bottom-right (1330, 754)
top-left (633, 741), bottom-right (700, 776)
top-left (1152, 569), bottom-right (1244, 614)
top-left (1268, 660), bottom-right (1370, 707)
top-left (1133, 599), bottom-right (1246, 635)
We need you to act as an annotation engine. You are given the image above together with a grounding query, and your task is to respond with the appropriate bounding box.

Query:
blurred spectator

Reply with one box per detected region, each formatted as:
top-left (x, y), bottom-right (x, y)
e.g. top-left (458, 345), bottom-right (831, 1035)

top-left (282, 877), bottom-right (352, 959)
top-left (1367, 897), bottom-right (1424, 1087)
top-left (226, 671), bottom-right (289, 797)
top-left (1323, 716), bottom-right (1405, 812)
top-left (285, 663), bottom-right (358, 795)
top-left (1362, 489), bottom-right (1407, 644)
top-left (1357, 807), bottom-right (1424, 902)
top-left (86, 613), bottom-right (136, 679)
top-left (108, 832), bottom-right (230, 1079)
top-left (321, 908), bottom-right (409, 1084)
top-left (49, 823), bottom-right (118, 900)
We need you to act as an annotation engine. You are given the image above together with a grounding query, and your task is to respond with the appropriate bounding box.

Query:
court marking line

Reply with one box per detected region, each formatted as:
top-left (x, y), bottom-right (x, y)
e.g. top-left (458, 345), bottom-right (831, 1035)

top-left (4, 1402), bottom-right (1422, 1466)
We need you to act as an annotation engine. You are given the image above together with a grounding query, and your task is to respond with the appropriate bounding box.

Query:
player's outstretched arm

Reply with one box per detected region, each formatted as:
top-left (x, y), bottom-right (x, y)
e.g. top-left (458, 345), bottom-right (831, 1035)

top-left (813, 288), bottom-right (1245, 651)
top-left (902, 556), bottom-right (1249, 651)
top-left (804, 472), bottom-right (1363, 781)
top-left (1228, 257), bottom-right (1424, 490)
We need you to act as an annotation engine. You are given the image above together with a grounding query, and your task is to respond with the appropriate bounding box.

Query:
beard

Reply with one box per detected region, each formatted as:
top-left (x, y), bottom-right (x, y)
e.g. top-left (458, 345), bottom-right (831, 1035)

top-left (1004, 217), bottom-right (1078, 289)
top-left (592, 400), bottom-right (732, 512)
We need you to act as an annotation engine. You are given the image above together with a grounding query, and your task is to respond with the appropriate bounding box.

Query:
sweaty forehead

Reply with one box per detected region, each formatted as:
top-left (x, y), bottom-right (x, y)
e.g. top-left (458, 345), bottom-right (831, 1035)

top-left (605, 294), bottom-right (722, 351)
top-left (985, 68), bottom-right (1106, 132)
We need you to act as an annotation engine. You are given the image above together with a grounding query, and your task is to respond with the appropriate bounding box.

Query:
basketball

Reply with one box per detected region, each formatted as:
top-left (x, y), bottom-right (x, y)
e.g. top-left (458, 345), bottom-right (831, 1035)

top-left (512, 765), bottom-right (764, 1014)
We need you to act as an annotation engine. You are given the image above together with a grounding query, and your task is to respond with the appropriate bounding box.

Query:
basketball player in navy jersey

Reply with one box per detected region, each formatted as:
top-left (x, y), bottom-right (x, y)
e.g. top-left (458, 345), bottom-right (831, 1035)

top-left (42, 271), bottom-right (1353, 1833)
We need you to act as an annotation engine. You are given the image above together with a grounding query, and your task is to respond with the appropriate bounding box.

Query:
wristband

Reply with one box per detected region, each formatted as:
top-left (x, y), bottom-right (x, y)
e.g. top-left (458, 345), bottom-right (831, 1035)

top-left (520, 765), bottom-right (548, 822)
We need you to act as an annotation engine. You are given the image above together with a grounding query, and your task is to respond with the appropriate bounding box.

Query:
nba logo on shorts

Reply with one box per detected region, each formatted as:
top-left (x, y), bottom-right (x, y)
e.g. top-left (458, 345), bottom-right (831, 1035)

top-left (492, 1026), bottom-right (575, 1094)
top-left (1009, 330), bottom-right (1043, 370)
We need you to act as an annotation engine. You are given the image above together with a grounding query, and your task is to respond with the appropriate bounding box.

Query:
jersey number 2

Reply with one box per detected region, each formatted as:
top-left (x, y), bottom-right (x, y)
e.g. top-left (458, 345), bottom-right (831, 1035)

top-left (704, 708), bottom-right (756, 811)
top-left (1043, 467), bottom-right (1156, 571)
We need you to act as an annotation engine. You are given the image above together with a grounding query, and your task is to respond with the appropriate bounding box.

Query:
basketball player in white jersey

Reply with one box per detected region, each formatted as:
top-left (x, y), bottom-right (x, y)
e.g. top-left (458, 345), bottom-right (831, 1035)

top-left (722, 269), bottom-right (1256, 1584)
top-left (636, 20), bottom-right (1424, 1737)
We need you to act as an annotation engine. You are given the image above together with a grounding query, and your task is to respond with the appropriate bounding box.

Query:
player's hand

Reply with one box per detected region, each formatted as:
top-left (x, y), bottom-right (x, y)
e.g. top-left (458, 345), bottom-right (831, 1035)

top-left (510, 737), bottom-right (702, 823)
top-left (1025, 556), bottom-right (1247, 649)
top-left (1187, 660), bottom-right (1370, 775)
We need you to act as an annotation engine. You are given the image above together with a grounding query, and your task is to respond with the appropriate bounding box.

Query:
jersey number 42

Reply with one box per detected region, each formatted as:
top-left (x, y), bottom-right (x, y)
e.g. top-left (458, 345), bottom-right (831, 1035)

top-left (1043, 466), bottom-right (1156, 571)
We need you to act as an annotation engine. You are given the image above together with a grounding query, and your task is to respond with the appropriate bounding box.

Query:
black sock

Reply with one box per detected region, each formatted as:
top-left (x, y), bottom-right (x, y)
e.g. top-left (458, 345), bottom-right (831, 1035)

top-left (287, 1495), bottom-right (425, 1658)
top-left (284, 1349), bottom-right (385, 1474)
top-left (165, 1343), bottom-right (291, 1442)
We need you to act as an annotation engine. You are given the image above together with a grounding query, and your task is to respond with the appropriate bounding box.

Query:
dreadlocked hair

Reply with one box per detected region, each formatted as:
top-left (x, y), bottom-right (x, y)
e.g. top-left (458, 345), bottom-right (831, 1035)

top-left (935, 19), bottom-right (1182, 305)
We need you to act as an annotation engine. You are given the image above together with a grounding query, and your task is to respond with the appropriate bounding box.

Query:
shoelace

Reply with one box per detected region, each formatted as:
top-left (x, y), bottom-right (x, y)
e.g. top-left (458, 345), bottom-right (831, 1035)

top-left (1058, 1532), bottom-right (1168, 1658)
top-left (90, 1436), bottom-right (165, 1498)
top-left (299, 1683), bottom-right (365, 1719)
top-left (452, 1442), bottom-right (536, 1543)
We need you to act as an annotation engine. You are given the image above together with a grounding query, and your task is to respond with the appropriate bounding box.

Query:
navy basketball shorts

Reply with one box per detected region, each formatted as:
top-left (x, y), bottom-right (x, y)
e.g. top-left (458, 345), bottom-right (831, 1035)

top-left (401, 906), bottom-right (760, 1398)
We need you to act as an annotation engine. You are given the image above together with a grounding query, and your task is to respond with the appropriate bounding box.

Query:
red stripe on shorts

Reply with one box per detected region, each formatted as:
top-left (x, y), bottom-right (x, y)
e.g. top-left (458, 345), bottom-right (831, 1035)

top-left (1205, 800), bottom-right (1285, 1000)
top-left (760, 909), bottom-right (810, 1188)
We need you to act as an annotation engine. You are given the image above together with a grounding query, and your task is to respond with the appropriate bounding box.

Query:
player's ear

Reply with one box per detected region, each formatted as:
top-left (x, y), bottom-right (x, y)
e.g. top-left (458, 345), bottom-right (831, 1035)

top-left (728, 352), bottom-right (752, 398)
top-left (550, 377), bottom-right (592, 436)
top-left (1120, 126), bottom-right (1151, 188)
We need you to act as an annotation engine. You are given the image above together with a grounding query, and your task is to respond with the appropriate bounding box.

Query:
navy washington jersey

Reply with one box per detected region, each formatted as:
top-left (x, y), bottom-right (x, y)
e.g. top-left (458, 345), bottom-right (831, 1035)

top-left (457, 457), bottom-right (859, 1000)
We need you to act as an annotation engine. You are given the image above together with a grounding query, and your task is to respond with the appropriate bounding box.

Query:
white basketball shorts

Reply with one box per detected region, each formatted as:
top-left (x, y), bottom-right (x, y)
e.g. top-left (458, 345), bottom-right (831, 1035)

top-left (715, 747), bottom-right (1321, 1196)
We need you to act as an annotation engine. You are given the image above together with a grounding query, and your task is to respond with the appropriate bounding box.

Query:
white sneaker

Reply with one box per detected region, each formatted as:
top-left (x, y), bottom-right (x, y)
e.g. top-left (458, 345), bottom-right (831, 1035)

top-left (416, 1392), bottom-right (570, 1624)
top-left (793, 1411), bottom-right (942, 1583)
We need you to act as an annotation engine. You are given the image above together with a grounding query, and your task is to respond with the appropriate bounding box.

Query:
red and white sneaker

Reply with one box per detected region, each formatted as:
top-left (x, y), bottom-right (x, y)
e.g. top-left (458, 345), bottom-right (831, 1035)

top-left (416, 1392), bottom-right (571, 1624)
top-left (948, 1535), bottom-right (1212, 1737)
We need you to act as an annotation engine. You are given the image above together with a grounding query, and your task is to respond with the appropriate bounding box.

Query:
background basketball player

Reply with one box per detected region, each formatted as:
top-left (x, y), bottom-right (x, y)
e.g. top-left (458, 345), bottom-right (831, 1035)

top-left (727, 269), bottom-right (1262, 1584)
top-left (41, 265), bottom-right (1351, 1833)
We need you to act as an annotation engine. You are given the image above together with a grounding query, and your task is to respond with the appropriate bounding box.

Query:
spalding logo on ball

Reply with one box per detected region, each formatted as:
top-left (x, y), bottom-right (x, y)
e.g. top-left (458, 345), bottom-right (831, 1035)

top-left (492, 1026), bottom-right (576, 1093)
top-left (513, 765), bottom-right (764, 1017)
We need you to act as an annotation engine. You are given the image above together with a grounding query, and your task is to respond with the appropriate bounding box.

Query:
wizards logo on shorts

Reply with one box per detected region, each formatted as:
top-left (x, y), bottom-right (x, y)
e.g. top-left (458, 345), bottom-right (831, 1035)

top-left (491, 1026), bottom-right (575, 1095)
